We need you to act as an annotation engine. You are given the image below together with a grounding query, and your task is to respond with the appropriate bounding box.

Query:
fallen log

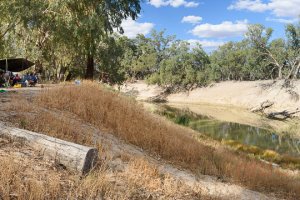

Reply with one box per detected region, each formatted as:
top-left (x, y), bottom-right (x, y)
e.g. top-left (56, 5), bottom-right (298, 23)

top-left (0, 122), bottom-right (98, 174)
top-left (251, 100), bottom-right (274, 112)
top-left (266, 109), bottom-right (300, 120)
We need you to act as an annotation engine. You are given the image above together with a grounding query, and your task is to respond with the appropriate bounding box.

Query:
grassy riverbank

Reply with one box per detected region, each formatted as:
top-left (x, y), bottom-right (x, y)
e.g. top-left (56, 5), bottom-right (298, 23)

top-left (6, 82), bottom-right (297, 199)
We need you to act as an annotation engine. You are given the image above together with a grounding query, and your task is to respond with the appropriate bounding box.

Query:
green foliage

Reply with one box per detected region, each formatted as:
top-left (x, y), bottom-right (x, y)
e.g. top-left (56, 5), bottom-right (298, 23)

top-left (122, 31), bottom-right (211, 89)
top-left (0, 0), bottom-right (141, 82)
top-left (0, 0), bottom-right (299, 88)
top-left (96, 36), bottom-right (126, 85)
top-left (121, 21), bottom-right (299, 89)
top-left (122, 34), bottom-right (158, 79)
top-left (246, 23), bottom-right (300, 79)
top-left (210, 40), bottom-right (266, 80)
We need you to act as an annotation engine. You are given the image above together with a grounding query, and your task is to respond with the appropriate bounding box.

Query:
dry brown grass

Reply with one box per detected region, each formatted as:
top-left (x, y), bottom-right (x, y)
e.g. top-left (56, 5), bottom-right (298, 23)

top-left (0, 157), bottom-right (61, 200)
top-left (30, 82), bottom-right (300, 198)
top-left (0, 136), bottom-right (211, 200)
top-left (3, 82), bottom-right (300, 199)
top-left (1, 91), bottom-right (215, 200)
top-left (0, 155), bottom-right (159, 199)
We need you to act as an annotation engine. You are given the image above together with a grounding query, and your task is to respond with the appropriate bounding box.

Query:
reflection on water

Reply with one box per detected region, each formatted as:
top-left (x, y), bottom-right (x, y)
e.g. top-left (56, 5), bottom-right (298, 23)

top-left (158, 106), bottom-right (300, 157)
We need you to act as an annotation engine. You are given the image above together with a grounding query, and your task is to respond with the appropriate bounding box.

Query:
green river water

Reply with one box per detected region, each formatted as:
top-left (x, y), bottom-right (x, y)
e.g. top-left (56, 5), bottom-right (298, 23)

top-left (157, 105), bottom-right (300, 158)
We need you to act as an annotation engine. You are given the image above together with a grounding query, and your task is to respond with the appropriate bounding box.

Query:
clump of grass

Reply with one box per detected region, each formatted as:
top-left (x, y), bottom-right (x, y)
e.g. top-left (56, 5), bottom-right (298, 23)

top-left (9, 82), bottom-right (300, 198)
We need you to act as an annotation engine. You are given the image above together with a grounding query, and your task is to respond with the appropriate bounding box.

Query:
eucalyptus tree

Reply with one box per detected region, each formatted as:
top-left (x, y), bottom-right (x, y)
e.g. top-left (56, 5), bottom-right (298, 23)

top-left (209, 40), bottom-right (266, 81)
top-left (59, 0), bottom-right (142, 79)
top-left (148, 40), bottom-right (210, 89)
top-left (0, 0), bottom-right (28, 57)
top-left (1, 0), bottom-right (142, 80)
top-left (285, 23), bottom-right (300, 79)
top-left (245, 24), bottom-right (281, 78)
top-left (189, 43), bottom-right (210, 85)
top-left (129, 34), bottom-right (157, 79)
top-left (120, 31), bottom-right (175, 81)
top-left (149, 30), bottom-right (176, 71)
top-left (95, 36), bottom-right (127, 84)
top-left (246, 23), bottom-right (300, 79)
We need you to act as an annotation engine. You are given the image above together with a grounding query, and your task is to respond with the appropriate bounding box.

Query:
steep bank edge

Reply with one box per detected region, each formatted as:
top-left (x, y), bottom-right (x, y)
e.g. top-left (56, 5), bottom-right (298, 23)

top-left (120, 80), bottom-right (300, 136)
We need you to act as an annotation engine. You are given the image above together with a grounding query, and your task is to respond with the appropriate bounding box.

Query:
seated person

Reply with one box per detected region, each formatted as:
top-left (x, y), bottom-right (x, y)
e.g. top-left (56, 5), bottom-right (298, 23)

top-left (28, 73), bottom-right (38, 86)
top-left (12, 74), bottom-right (21, 86)
top-left (0, 72), bottom-right (5, 87)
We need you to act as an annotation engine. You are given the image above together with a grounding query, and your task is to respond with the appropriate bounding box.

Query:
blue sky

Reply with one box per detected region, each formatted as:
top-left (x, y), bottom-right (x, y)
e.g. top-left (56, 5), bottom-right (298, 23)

top-left (121, 0), bottom-right (300, 51)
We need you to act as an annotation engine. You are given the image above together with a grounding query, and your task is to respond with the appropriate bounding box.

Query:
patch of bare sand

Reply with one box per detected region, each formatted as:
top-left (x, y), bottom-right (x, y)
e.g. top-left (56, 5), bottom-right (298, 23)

top-left (167, 80), bottom-right (300, 116)
top-left (121, 81), bottom-right (164, 101)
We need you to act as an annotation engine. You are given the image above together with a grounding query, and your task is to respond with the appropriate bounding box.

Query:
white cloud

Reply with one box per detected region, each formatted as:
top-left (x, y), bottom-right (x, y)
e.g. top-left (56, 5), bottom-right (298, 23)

top-left (149, 0), bottom-right (169, 7)
top-left (121, 19), bottom-right (154, 38)
top-left (185, 1), bottom-right (199, 7)
top-left (187, 39), bottom-right (225, 49)
top-left (190, 20), bottom-right (249, 38)
top-left (228, 0), bottom-right (300, 18)
top-left (149, 0), bottom-right (199, 8)
top-left (228, 0), bottom-right (269, 12)
top-left (268, 0), bottom-right (300, 18)
top-left (181, 15), bottom-right (202, 24)
top-left (266, 17), bottom-right (298, 24)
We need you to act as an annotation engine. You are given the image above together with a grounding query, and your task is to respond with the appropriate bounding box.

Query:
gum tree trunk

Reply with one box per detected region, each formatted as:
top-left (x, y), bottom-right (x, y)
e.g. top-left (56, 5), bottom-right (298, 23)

top-left (85, 54), bottom-right (94, 79)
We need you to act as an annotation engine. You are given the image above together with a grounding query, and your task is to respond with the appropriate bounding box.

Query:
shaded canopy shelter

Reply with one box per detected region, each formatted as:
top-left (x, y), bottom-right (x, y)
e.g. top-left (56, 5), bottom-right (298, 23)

top-left (0, 58), bottom-right (34, 72)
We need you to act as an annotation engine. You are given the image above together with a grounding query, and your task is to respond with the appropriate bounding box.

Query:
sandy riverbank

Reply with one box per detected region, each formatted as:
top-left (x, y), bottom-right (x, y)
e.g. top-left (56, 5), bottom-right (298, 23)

top-left (122, 80), bottom-right (300, 112)
top-left (121, 80), bottom-right (300, 136)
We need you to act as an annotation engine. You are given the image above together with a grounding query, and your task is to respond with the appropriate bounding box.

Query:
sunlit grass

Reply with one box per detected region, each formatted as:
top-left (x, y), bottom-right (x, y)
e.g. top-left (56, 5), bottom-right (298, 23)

top-left (5, 81), bottom-right (300, 199)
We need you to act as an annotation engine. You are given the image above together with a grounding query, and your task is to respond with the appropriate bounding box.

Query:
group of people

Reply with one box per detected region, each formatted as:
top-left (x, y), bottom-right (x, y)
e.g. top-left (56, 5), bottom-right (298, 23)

top-left (0, 71), bottom-right (38, 88)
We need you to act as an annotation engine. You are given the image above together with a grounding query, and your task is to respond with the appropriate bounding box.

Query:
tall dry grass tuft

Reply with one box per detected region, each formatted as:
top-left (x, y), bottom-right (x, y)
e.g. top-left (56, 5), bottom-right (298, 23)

top-left (29, 82), bottom-right (300, 198)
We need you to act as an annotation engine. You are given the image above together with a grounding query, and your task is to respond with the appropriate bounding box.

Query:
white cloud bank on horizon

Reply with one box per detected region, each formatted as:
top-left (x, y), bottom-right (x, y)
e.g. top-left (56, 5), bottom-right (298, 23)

top-left (121, 19), bottom-right (154, 38)
top-left (228, 0), bottom-right (300, 23)
top-left (149, 0), bottom-right (199, 8)
top-left (190, 20), bottom-right (249, 38)
top-left (181, 15), bottom-right (202, 24)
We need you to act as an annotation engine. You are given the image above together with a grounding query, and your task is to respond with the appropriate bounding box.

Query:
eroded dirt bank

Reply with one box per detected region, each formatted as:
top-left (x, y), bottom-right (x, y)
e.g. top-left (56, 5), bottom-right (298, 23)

top-left (121, 80), bottom-right (300, 136)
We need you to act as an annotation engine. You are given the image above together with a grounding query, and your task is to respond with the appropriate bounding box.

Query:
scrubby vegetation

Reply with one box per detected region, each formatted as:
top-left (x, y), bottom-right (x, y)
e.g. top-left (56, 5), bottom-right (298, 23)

top-left (5, 82), bottom-right (299, 199)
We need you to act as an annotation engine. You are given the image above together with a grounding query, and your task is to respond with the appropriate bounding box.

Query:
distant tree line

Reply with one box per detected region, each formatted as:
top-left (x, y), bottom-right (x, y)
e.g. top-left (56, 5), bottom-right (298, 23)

top-left (120, 23), bottom-right (299, 90)
top-left (0, 1), bottom-right (299, 89)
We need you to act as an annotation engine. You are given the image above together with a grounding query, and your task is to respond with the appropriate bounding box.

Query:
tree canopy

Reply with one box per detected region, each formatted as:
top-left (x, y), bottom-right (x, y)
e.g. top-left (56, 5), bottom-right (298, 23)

top-left (0, 1), bottom-right (299, 88)
top-left (1, 0), bottom-right (141, 81)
